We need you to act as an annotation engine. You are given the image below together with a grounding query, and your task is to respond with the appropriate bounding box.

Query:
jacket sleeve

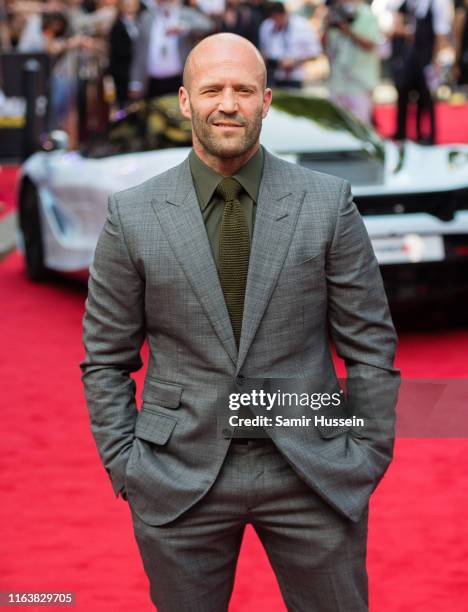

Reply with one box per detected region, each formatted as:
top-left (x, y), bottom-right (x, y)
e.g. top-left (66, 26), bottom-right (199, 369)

top-left (326, 180), bottom-right (400, 474)
top-left (80, 194), bottom-right (145, 498)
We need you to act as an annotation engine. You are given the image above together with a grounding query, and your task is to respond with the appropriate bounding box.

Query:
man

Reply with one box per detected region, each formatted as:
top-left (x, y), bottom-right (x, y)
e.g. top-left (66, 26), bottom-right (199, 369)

top-left (108, 0), bottom-right (141, 109)
top-left (389, 0), bottom-right (453, 144)
top-left (259, 1), bottom-right (321, 88)
top-left (454, 0), bottom-right (468, 85)
top-left (81, 33), bottom-right (399, 611)
top-left (129, 0), bottom-right (213, 99)
top-left (324, 0), bottom-right (381, 125)
top-left (220, 0), bottom-right (262, 48)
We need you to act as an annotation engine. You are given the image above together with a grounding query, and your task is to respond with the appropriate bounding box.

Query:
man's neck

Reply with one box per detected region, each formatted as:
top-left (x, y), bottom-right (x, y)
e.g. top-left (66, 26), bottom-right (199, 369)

top-left (192, 143), bottom-right (260, 176)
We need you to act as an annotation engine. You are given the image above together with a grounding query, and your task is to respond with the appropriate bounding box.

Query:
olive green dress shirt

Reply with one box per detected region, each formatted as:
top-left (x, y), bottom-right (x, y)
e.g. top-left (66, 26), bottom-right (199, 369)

top-left (189, 146), bottom-right (265, 437)
top-left (188, 146), bottom-right (264, 269)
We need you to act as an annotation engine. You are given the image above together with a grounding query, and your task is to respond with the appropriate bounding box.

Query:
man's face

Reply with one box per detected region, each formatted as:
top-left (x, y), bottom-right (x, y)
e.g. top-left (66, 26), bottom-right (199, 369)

top-left (179, 46), bottom-right (272, 161)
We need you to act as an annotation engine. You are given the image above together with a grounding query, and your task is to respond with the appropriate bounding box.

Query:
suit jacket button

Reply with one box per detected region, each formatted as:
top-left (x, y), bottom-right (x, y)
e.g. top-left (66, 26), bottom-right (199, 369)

top-left (222, 428), bottom-right (232, 439)
top-left (236, 375), bottom-right (245, 386)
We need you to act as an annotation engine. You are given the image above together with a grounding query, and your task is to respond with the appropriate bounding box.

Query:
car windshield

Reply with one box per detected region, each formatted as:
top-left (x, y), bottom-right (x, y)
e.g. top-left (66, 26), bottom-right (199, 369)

top-left (80, 91), bottom-right (384, 161)
top-left (262, 91), bottom-right (384, 158)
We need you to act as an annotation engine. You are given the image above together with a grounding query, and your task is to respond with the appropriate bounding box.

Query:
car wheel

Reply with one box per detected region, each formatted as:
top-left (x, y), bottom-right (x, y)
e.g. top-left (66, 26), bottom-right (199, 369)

top-left (19, 181), bottom-right (48, 281)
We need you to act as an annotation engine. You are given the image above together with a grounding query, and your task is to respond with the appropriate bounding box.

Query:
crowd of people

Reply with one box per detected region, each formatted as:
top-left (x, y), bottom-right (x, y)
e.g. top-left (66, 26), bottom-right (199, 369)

top-left (0, 0), bottom-right (467, 144)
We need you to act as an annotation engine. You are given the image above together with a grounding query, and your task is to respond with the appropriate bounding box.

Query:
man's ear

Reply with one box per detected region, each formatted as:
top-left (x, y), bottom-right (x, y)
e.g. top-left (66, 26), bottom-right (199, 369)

top-left (179, 86), bottom-right (192, 119)
top-left (262, 88), bottom-right (273, 119)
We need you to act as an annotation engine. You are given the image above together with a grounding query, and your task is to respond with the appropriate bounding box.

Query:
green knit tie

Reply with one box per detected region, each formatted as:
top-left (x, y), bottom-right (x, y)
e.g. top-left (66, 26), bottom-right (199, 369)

top-left (216, 177), bottom-right (250, 347)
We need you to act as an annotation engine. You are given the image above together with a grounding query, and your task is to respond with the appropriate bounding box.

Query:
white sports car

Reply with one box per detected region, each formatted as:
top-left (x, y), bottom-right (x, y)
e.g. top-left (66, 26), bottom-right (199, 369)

top-left (17, 92), bottom-right (468, 303)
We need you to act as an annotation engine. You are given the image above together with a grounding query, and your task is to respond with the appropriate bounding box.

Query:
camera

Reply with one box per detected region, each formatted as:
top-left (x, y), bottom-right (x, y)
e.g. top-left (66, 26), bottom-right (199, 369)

top-left (326, 0), bottom-right (356, 28)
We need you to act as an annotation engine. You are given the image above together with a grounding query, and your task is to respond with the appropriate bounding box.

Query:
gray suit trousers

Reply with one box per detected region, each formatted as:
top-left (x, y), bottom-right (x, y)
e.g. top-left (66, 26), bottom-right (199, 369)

top-left (130, 439), bottom-right (368, 612)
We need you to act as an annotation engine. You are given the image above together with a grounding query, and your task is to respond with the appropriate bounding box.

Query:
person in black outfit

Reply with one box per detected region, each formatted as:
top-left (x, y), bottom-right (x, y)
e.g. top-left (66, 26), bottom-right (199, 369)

top-left (455, 0), bottom-right (468, 85)
top-left (109, 0), bottom-right (141, 109)
top-left (391, 0), bottom-right (451, 145)
top-left (220, 0), bottom-right (262, 48)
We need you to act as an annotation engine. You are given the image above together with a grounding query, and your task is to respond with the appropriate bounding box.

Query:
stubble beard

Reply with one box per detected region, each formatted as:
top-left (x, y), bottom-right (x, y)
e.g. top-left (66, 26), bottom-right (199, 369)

top-left (190, 103), bottom-right (263, 160)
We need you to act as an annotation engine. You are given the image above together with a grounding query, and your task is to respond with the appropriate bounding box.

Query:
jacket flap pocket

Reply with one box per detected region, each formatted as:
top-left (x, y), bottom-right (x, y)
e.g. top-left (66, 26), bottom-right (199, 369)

top-left (283, 250), bottom-right (322, 269)
top-left (135, 408), bottom-right (177, 445)
top-left (293, 252), bottom-right (322, 266)
top-left (141, 378), bottom-right (182, 409)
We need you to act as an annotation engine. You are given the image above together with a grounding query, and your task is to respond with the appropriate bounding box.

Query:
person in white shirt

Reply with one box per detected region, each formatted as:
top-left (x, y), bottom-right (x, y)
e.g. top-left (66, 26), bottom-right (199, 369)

top-left (196, 0), bottom-right (226, 18)
top-left (259, 1), bottom-right (322, 88)
top-left (129, 0), bottom-right (214, 99)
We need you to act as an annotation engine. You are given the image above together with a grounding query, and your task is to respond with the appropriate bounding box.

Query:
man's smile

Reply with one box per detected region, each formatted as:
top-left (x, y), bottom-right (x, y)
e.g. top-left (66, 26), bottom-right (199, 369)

top-left (212, 122), bottom-right (244, 129)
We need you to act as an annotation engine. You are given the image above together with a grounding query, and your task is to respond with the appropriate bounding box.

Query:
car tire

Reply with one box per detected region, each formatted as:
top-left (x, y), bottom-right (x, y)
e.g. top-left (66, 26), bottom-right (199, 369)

top-left (19, 181), bottom-right (48, 281)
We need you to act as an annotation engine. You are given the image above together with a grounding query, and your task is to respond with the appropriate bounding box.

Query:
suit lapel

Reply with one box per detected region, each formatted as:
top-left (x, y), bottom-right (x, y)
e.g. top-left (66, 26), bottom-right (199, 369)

top-left (236, 152), bottom-right (305, 372)
top-left (149, 153), bottom-right (304, 371)
top-left (151, 160), bottom-right (238, 366)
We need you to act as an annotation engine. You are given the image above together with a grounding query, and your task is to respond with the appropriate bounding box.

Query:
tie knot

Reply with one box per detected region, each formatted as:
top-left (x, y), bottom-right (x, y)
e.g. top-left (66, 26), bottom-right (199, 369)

top-left (216, 177), bottom-right (243, 203)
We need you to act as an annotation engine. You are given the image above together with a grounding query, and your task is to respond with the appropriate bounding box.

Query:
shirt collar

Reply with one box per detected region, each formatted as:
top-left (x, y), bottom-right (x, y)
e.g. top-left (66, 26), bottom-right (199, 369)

top-left (189, 146), bottom-right (264, 212)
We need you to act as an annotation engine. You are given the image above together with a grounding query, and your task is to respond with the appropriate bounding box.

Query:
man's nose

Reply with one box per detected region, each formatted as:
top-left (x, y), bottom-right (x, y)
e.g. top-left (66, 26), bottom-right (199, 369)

top-left (218, 90), bottom-right (238, 113)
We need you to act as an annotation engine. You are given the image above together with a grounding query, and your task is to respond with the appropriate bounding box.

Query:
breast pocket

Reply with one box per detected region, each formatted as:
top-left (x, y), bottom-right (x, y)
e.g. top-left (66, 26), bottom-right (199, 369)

top-left (277, 252), bottom-right (325, 290)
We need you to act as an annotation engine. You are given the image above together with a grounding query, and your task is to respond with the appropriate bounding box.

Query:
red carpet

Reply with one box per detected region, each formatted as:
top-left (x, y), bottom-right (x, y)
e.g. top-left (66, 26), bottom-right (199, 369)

top-left (374, 102), bottom-right (468, 144)
top-left (1, 250), bottom-right (468, 611)
top-left (0, 165), bottom-right (18, 219)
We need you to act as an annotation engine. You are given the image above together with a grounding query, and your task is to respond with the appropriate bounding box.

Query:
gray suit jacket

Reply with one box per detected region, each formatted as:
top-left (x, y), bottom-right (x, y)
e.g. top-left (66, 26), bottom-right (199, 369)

top-left (80, 150), bottom-right (400, 526)
top-left (130, 7), bottom-right (214, 93)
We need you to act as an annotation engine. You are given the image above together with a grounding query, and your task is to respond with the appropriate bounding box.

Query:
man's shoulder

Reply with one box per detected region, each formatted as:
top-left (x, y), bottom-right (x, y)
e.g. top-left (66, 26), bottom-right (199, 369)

top-left (264, 149), bottom-right (349, 196)
top-left (112, 158), bottom-right (188, 209)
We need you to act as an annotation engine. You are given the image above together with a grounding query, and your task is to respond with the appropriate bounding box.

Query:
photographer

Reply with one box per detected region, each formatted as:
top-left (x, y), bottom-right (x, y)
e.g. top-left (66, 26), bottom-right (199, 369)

top-left (324, 0), bottom-right (380, 124)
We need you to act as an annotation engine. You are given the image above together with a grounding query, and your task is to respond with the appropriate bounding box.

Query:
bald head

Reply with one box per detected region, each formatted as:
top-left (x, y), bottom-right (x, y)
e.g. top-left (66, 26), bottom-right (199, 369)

top-left (183, 33), bottom-right (267, 92)
top-left (178, 32), bottom-right (272, 175)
